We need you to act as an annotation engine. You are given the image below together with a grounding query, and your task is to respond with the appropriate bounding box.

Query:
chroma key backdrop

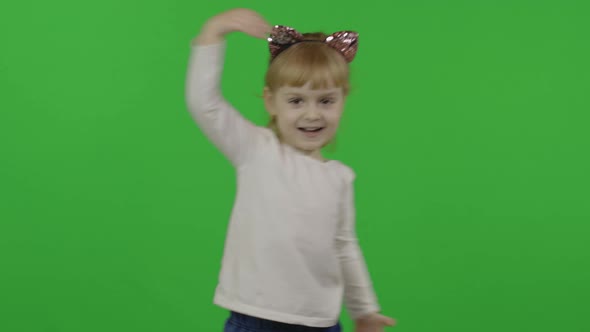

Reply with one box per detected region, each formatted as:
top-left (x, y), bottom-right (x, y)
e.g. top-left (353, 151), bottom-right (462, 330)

top-left (0, 1), bottom-right (588, 331)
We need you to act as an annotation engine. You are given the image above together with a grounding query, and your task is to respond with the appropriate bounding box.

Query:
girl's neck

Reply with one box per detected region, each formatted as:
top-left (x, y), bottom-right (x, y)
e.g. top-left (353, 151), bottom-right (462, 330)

top-left (283, 143), bottom-right (329, 163)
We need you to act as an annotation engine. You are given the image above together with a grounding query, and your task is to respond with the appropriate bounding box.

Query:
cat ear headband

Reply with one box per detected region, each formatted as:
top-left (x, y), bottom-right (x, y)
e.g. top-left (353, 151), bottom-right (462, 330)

top-left (267, 25), bottom-right (359, 63)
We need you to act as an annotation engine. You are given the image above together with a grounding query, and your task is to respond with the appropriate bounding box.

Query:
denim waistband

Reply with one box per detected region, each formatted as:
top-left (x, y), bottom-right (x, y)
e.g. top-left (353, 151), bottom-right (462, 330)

top-left (228, 311), bottom-right (341, 332)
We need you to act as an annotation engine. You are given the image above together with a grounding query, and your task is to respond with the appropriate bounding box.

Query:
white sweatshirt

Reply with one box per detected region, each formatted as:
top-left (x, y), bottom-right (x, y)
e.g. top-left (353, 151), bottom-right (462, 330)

top-left (185, 39), bottom-right (381, 327)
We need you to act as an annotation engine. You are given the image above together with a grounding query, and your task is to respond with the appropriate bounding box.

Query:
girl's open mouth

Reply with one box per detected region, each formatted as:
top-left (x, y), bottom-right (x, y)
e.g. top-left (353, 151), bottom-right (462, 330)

top-left (298, 127), bottom-right (325, 137)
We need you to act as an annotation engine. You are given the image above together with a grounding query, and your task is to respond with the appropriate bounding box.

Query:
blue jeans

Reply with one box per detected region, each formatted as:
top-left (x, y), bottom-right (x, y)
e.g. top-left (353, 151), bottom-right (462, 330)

top-left (224, 311), bottom-right (342, 332)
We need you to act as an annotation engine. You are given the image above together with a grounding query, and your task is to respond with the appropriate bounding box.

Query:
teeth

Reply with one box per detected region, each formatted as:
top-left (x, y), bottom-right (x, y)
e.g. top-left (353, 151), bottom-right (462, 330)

top-left (300, 127), bottom-right (322, 132)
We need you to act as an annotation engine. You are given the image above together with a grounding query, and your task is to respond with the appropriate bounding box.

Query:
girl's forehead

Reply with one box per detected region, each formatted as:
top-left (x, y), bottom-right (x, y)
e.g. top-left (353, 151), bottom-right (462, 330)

top-left (279, 84), bottom-right (342, 95)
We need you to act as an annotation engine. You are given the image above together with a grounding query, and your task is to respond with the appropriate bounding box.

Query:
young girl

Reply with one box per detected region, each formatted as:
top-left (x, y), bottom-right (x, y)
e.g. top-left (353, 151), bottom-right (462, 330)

top-left (185, 8), bottom-right (397, 332)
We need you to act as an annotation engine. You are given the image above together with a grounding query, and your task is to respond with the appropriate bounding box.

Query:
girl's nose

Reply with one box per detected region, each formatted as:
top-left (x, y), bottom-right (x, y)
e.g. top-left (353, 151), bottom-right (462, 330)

top-left (303, 106), bottom-right (321, 119)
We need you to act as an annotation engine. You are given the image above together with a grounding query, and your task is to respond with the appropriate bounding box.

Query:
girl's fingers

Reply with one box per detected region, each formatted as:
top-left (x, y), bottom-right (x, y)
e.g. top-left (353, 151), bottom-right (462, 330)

top-left (230, 11), bottom-right (271, 39)
top-left (250, 19), bottom-right (268, 35)
top-left (248, 22), bottom-right (271, 39)
top-left (260, 25), bottom-right (271, 38)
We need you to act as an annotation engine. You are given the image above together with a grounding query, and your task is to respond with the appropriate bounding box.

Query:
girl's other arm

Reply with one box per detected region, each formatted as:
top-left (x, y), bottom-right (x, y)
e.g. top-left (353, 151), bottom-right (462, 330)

top-left (185, 10), bottom-right (271, 167)
top-left (336, 171), bottom-right (382, 321)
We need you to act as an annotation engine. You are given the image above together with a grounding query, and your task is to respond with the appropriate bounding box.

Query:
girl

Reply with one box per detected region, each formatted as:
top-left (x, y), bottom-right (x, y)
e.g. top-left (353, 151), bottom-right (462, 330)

top-left (185, 8), bottom-right (397, 332)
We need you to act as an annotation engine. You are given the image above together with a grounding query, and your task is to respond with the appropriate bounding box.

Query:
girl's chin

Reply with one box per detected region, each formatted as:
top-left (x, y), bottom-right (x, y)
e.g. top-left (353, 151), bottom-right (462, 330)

top-left (295, 141), bottom-right (324, 152)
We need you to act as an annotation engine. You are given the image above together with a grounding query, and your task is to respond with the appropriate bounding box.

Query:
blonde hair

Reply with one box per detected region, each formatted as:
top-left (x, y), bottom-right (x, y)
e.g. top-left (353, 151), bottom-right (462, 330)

top-left (264, 32), bottom-right (351, 151)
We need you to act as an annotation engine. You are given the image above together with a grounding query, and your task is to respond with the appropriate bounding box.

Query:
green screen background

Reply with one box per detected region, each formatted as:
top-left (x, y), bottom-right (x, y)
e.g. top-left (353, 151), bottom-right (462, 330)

top-left (1, 0), bottom-right (589, 331)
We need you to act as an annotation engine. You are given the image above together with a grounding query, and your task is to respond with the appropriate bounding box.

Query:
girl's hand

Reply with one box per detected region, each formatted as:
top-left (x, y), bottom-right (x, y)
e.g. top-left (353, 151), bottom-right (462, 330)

top-left (197, 8), bottom-right (271, 44)
top-left (354, 312), bottom-right (397, 332)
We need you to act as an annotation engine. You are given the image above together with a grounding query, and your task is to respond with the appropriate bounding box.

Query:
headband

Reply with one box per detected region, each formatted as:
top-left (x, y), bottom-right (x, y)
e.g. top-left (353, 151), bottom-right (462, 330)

top-left (267, 25), bottom-right (359, 63)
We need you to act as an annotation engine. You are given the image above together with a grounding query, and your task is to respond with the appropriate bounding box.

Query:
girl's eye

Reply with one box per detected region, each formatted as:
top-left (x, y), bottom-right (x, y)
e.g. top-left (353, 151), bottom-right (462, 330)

top-left (289, 98), bottom-right (334, 105)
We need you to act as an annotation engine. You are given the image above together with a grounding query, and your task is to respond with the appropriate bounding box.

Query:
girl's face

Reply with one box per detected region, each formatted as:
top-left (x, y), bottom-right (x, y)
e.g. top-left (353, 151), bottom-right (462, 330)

top-left (264, 81), bottom-right (346, 161)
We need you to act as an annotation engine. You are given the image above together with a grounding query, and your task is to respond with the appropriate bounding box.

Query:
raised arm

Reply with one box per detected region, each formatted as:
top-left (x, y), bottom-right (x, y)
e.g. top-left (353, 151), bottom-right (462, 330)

top-left (184, 10), bottom-right (271, 167)
top-left (335, 169), bottom-right (382, 321)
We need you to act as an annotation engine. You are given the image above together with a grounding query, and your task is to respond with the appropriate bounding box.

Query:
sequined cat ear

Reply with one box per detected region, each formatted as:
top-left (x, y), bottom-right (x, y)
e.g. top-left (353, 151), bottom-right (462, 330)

top-left (267, 25), bottom-right (305, 61)
top-left (325, 31), bottom-right (359, 63)
top-left (267, 25), bottom-right (359, 63)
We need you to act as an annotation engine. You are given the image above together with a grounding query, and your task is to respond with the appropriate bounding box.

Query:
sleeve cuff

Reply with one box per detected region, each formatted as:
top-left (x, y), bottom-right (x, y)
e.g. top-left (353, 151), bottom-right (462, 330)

top-left (190, 38), bottom-right (227, 49)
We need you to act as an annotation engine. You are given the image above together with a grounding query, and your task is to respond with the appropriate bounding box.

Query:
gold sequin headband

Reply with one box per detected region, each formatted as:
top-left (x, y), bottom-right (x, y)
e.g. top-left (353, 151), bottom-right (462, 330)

top-left (267, 25), bottom-right (359, 63)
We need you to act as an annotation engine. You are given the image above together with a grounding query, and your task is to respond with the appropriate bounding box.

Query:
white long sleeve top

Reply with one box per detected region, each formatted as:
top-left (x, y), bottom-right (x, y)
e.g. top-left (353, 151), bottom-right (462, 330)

top-left (185, 39), bottom-right (381, 327)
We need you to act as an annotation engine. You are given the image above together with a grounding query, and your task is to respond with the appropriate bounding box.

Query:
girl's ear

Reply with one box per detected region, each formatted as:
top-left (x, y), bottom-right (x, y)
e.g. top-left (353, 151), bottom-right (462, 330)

top-left (263, 86), bottom-right (275, 116)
